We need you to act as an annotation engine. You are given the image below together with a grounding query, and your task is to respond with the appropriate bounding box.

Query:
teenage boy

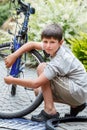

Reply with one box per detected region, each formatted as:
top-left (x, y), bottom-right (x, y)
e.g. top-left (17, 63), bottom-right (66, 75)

top-left (4, 23), bottom-right (87, 122)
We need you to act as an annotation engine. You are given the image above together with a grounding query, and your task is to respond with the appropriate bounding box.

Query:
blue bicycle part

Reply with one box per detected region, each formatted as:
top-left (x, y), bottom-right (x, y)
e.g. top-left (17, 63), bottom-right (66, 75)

top-left (10, 38), bottom-right (21, 77)
top-left (0, 0), bottom-right (44, 118)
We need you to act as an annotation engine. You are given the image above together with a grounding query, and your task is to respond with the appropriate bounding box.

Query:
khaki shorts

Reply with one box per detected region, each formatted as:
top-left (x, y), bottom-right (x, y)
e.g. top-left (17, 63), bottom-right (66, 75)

top-left (50, 76), bottom-right (81, 106)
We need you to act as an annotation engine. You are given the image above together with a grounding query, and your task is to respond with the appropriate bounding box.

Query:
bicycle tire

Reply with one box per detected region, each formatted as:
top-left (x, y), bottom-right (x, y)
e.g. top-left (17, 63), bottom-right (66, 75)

top-left (0, 43), bottom-right (44, 118)
top-left (46, 115), bottom-right (87, 130)
top-left (0, 42), bottom-right (11, 57)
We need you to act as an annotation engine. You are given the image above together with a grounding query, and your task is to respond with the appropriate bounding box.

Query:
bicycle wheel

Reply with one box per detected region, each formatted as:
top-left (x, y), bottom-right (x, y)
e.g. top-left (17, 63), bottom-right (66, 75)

top-left (0, 42), bottom-right (11, 57)
top-left (0, 43), bottom-right (44, 118)
top-left (46, 116), bottom-right (87, 130)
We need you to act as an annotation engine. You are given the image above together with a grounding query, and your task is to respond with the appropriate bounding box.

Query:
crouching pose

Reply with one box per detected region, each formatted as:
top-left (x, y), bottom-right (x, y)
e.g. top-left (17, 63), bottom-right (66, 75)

top-left (4, 23), bottom-right (87, 122)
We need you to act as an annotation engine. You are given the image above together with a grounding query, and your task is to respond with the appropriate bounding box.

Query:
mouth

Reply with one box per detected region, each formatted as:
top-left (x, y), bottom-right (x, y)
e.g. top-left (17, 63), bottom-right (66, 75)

top-left (46, 49), bottom-right (52, 52)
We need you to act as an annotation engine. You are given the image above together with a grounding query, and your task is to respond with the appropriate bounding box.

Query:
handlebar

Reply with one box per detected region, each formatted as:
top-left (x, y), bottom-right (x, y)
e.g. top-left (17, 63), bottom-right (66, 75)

top-left (11, 0), bottom-right (35, 36)
top-left (11, 0), bottom-right (35, 14)
top-left (11, 0), bottom-right (29, 10)
top-left (18, 0), bottom-right (29, 10)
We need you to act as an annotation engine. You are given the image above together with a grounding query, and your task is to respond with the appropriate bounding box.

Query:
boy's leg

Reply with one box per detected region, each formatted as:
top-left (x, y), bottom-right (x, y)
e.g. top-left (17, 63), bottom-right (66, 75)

top-left (34, 63), bottom-right (45, 96)
top-left (50, 77), bottom-right (86, 117)
top-left (41, 81), bottom-right (57, 114)
top-left (37, 63), bottom-right (57, 114)
top-left (31, 63), bottom-right (59, 122)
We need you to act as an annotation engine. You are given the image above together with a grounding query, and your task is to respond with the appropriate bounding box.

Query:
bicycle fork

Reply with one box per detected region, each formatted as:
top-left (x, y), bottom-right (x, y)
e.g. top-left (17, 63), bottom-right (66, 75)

top-left (9, 38), bottom-right (23, 96)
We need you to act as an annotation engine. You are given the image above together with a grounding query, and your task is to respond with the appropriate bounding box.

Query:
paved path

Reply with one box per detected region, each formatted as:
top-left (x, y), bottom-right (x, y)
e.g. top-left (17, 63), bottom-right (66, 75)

top-left (29, 103), bottom-right (87, 130)
top-left (0, 102), bottom-right (87, 130)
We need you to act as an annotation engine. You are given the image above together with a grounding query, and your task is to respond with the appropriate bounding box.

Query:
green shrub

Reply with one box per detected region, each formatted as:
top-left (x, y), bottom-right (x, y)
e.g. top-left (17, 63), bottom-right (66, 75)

top-left (28, 0), bottom-right (87, 41)
top-left (0, 3), bottom-right (10, 26)
top-left (68, 32), bottom-right (87, 71)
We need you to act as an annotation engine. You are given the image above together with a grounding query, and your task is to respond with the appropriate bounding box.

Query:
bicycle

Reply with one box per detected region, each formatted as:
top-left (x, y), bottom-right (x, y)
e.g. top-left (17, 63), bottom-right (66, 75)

top-left (0, 2), bottom-right (87, 128)
top-left (0, 0), bottom-right (44, 118)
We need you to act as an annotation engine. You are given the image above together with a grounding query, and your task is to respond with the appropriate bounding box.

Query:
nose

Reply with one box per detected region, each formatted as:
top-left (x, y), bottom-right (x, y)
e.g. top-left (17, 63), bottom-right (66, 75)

top-left (46, 42), bottom-right (50, 48)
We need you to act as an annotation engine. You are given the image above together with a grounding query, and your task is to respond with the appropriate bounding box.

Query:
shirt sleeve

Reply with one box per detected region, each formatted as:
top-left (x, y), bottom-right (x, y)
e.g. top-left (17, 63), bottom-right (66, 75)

top-left (44, 63), bottom-right (58, 80)
top-left (43, 53), bottom-right (73, 80)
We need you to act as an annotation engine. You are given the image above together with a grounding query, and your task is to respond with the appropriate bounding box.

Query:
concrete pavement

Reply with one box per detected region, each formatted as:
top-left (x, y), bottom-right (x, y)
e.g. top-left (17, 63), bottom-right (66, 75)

top-left (0, 102), bottom-right (86, 130)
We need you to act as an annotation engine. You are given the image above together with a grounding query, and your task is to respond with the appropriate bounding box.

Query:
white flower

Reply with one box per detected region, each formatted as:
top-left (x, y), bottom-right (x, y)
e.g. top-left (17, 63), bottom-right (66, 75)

top-left (63, 14), bottom-right (69, 20)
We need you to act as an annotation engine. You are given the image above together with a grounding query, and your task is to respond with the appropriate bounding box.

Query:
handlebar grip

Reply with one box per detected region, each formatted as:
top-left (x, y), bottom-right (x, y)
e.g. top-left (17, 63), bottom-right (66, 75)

top-left (30, 7), bottom-right (35, 14)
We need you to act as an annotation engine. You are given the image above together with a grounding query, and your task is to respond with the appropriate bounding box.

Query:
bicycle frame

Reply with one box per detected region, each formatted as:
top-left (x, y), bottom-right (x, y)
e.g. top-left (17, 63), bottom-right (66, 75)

top-left (9, 0), bottom-right (35, 77)
top-left (10, 37), bottom-right (21, 77)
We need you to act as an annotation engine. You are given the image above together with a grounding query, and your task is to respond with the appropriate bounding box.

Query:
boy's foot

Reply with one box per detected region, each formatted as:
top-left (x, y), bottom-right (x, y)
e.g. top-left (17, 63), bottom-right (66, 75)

top-left (65, 103), bottom-right (86, 117)
top-left (31, 110), bottom-right (60, 122)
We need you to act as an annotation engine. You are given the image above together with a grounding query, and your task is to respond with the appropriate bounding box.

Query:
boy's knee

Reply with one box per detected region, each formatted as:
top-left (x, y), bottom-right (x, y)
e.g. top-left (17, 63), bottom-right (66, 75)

top-left (37, 62), bottom-right (46, 75)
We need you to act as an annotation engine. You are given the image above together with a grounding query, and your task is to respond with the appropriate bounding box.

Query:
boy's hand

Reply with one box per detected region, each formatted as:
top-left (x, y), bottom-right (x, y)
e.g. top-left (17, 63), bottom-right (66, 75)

top-left (4, 54), bottom-right (17, 68)
top-left (4, 76), bottom-right (13, 84)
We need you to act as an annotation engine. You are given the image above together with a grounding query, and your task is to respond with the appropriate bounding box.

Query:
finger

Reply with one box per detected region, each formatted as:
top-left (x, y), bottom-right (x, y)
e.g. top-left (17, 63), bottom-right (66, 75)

top-left (5, 61), bottom-right (8, 66)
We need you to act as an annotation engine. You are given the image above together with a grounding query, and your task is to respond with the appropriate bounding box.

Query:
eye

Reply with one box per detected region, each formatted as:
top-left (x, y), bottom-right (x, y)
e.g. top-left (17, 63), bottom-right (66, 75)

top-left (43, 40), bottom-right (48, 44)
top-left (50, 41), bottom-right (55, 44)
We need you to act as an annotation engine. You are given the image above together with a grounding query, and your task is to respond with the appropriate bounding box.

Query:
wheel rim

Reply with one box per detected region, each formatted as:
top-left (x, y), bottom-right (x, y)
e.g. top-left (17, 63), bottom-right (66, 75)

top-left (0, 51), bottom-right (43, 118)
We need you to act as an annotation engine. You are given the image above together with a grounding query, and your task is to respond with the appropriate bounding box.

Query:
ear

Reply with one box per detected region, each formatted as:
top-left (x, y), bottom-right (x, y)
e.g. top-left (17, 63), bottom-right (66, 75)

top-left (59, 39), bottom-right (64, 45)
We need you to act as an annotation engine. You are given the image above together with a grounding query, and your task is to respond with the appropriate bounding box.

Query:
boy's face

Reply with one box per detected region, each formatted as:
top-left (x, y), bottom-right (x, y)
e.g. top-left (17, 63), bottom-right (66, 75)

top-left (42, 37), bottom-right (62, 57)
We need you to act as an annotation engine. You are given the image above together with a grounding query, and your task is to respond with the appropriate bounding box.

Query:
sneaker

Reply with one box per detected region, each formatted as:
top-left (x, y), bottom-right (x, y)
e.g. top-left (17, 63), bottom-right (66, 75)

top-left (65, 103), bottom-right (86, 117)
top-left (31, 110), bottom-right (60, 122)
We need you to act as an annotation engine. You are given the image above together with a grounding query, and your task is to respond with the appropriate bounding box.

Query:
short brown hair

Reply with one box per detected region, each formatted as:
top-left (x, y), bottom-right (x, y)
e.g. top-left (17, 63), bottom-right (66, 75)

top-left (41, 23), bottom-right (63, 41)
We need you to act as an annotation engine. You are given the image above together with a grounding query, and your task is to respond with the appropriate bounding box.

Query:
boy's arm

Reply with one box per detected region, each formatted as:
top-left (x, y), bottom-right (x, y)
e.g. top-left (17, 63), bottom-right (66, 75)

top-left (5, 42), bottom-right (42, 68)
top-left (4, 72), bottom-right (49, 89)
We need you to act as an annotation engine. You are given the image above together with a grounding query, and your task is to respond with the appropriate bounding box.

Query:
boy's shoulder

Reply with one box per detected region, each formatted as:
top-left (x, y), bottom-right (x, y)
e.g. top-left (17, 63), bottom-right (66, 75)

top-left (58, 44), bottom-right (73, 56)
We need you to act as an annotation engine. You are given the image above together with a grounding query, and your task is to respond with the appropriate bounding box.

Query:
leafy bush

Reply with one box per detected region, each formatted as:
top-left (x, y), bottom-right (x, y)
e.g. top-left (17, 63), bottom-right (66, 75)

top-left (28, 0), bottom-right (87, 41)
top-left (0, 0), bottom-right (9, 4)
top-left (1, 0), bottom-right (87, 42)
top-left (0, 3), bottom-right (10, 26)
top-left (68, 32), bottom-right (87, 71)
